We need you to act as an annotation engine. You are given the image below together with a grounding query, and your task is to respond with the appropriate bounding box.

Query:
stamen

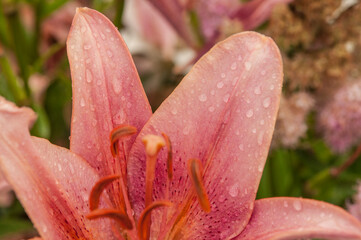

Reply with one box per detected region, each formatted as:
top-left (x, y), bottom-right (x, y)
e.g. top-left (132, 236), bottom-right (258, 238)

top-left (162, 133), bottom-right (173, 180)
top-left (89, 175), bottom-right (120, 211)
top-left (110, 125), bottom-right (137, 157)
top-left (137, 201), bottom-right (172, 240)
top-left (187, 158), bottom-right (211, 213)
top-left (142, 134), bottom-right (166, 240)
top-left (86, 209), bottom-right (133, 230)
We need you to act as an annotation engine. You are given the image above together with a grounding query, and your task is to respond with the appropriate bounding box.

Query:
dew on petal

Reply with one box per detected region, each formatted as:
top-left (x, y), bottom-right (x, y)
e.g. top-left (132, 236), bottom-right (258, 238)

top-left (293, 200), bottom-right (302, 211)
top-left (171, 108), bottom-right (178, 115)
top-left (229, 184), bottom-right (238, 197)
top-left (80, 97), bottom-right (85, 107)
top-left (254, 86), bottom-right (261, 95)
top-left (231, 62), bottom-right (237, 70)
top-left (217, 81), bottom-right (224, 89)
top-left (223, 94), bottom-right (230, 103)
top-left (221, 73), bottom-right (226, 78)
top-left (208, 106), bottom-right (215, 112)
top-left (263, 97), bottom-right (271, 108)
top-left (86, 69), bottom-right (93, 83)
top-left (239, 144), bottom-right (244, 151)
top-left (83, 44), bottom-right (92, 50)
top-left (198, 94), bottom-right (207, 102)
top-left (246, 109), bottom-right (253, 118)
top-left (106, 50), bottom-right (113, 58)
top-left (244, 61), bottom-right (252, 71)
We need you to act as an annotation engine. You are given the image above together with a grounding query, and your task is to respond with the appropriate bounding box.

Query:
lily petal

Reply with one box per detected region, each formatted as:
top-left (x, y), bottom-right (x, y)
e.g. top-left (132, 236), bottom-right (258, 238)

top-left (0, 97), bottom-right (114, 239)
top-left (237, 197), bottom-right (361, 240)
top-left (67, 8), bottom-right (152, 178)
top-left (128, 32), bottom-right (283, 239)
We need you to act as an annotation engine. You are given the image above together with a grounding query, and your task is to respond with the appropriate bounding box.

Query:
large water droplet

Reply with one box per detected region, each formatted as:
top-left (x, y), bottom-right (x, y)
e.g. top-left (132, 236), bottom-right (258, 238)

top-left (217, 81), bottom-right (224, 89)
top-left (86, 69), bottom-right (93, 83)
top-left (246, 109), bottom-right (253, 118)
top-left (198, 94), bottom-right (207, 102)
top-left (244, 61), bottom-right (252, 71)
top-left (80, 98), bottom-right (85, 107)
top-left (263, 97), bottom-right (271, 108)
top-left (231, 62), bottom-right (237, 70)
top-left (293, 200), bottom-right (302, 211)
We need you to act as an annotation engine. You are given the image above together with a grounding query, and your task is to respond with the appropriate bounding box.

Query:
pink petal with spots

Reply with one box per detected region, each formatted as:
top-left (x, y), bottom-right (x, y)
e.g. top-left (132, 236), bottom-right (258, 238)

top-left (128, 32), bottom-right (283, 239)
top-left (237, 197), bottom-right (361, 239)
top-left (67, 8), bottom-right (152, 180)
top-left (0, 97), bottom-right (114, 239)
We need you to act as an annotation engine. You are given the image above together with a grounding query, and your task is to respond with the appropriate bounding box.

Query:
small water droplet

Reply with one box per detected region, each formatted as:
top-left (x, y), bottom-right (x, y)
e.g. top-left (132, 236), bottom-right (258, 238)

top-left (127, 102), bottom-right (132, 108)
top-left (272, 73), bottom-right (277, 79)
top-left (246, 109), bottom-right (253, 118)
top-left (231, 62), bottom-right (237, 70)
top-left (70, 45), bottom-right (75, 49)
top-left (263, 97), bottom-right (271, 108)
top-left (208, 106), bottom-right (215, 112)
top-left (210, 90), bottom-right (215, 95)
top-left (237, 55), bottom-right (242, 61)
top-left (81, 26), bottom-right (87, 33)
top-left (223, 94), bottom-right (230, 103)
top-left (57, 164), bottom-right (62, 171)
top-left (96, 153), bottom-right (103, 162)
top-left (69, 163), bottom-right (75, 174)
top-left (239, 144), bottom-right (244, 151)
top-left (92, 119), bottom-right (97, 126)
top-left (270, 85), bottom-right (275, 90)
top-left (284, 201), bottom-right (288, 208)
top-left (107, 50), bottom-right (113, 58)
top-left (293, 200), bottom-right (302, 211)
top-left (97, 80), bottom-right (102, 86)
top-left (260, 120), bottom-right (265, 125)
top-left (219, 195), bottom-right (226, 202)
top-left (229, 184), bottom-right (238, 197)
top-left (261, 70), bottom-right (266, 76)
top-left (221, 73), bottom-right (226, 78)
top-left (258, 164), bottom-right (263, 172)
top-left (217, 81), bottom-right (224, 89)
top-left (183, 126), bottom-right (190, 135)
top-left (83, 44), bottom-right (92, 50)
top-left (198, 94), bottom-right (207, 102)
top-left (232, 77), bottom-right (238, 86)
top-left (80, 98), bottom-right (85, 107)
top-left (244, 61), bottom-right (252, 71)
top-left (112, 78), bottom-right (122, 94)
top-left (254, 86), bottom-right (261, 95)
top-left (252, 128), bottom-right (257, 134)
top-left (171, 108), bottom-right (177, 115)
top-left (106, 28), bottom-right (111, 33)
top-left (86, 69), bottom-right (92, 83)
top-left (100, 32), bottom-right (106, 40)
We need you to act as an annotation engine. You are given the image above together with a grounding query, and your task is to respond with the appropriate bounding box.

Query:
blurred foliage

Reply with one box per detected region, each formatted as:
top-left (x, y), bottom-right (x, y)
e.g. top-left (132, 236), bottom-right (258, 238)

top-left (0, 0), bottom-right (360, 238)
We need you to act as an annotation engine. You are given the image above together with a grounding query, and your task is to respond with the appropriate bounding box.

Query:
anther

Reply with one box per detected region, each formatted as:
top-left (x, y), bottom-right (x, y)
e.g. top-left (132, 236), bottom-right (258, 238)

top-left (137, 201), bottom-right (172, 240)
top-left (110, 125), bottom-right (137, 157)
top-left (86, 209), bottom-right (133, 230)
top-left (188, 158), bottom-right (211, 213)
top-left (89, 175), bottom-right (120, 211)
top-left (162, 133), bottom-right (173, 180)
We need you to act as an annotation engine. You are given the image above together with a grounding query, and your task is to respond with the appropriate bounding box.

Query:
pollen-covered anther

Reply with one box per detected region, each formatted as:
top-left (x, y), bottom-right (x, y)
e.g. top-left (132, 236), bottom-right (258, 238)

top-left (89, 175), bottom-right (120, 211)
top-left (162, 133), bottom-right (173, 180)
top-left (188, 158), bottom-right (211, 213)
top-left (137, 201), bottom-right (172, 240)
top-left (86, 208), bottom-right (133, 230)
top-left (110, 125), bottom-right (137, 157)
top-left (142, 135), bottom-right (166, 157)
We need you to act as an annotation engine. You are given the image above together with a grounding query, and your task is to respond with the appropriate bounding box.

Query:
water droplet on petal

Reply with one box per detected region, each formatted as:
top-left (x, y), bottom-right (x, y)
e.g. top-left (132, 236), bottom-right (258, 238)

top-left (252, 129), bottom-right (257, 134)
top-left (237, 55), bottom-right (242, 61)
top-left (183, 126), bottom-right (190, 135)
top-left (239, 144), bottom-right (244, 151)
top-left (80, 98), bottom-right (85, 107)
top-left (217, 81), bottom-right (224, 89)
top-left (107, 50), bottom-right (113, 58)
top-left (263, 97), bottom-right (271, 108)
top-left (231, 62), bottom-right (237, 70)
top-left (112, 78), bottom-right (122, 94)
top-left (106, 28), bottom-right (111, 33)
top-left (246, 109), bottom-right (253, 118)
top-left (96, 153), bottom-right (103, 162)
top-left (254, 86), bottom-right (261, 95)
top-left (210, 90), bottom-right (215, 95)
top-left (198, 94), bottom-right (207, 102)
top-left (70, 45), bottom-right (75, 49)
top-left (86, 69), bottom-right (93, 83)
top-left (270, 85), bottom-right (275, 90)
top-left (100, 32), bottom-right (106, 40)
top-left (232, 77), bottom-right (238, 86)
top-left (221, 73), bottom-right (226, 78)
top-left (258, 131), bottom-right (264, 145)
top-left (261, 70), bottom-right (266, 76)
top-left (223, 94), bottom-right (230, 103)
top-left (208, 106), bottom-right (215, 112)
top-left (171, 108), bottom-right (177, 115)
top-left (284, 201), bottom-right (289, 208)
top-left (81, 26), bottom-right (87, 33)
top-left (244, 61), bottom-right (252, 71)
top-left (219, 195), bottom-right (226, 202)
top-left (97, 80), bottom-right (102, 86)
top-left (229, 184), bottom-right (238, 197)
top-left (258, 164), bottom-right (263, 172)
top-left (293, 200), bottom-right (302, 211)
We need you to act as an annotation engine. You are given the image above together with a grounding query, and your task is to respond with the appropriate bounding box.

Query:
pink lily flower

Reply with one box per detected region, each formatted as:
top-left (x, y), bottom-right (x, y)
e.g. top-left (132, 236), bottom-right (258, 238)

top-left (0, 8), bottom-right (361, 240)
